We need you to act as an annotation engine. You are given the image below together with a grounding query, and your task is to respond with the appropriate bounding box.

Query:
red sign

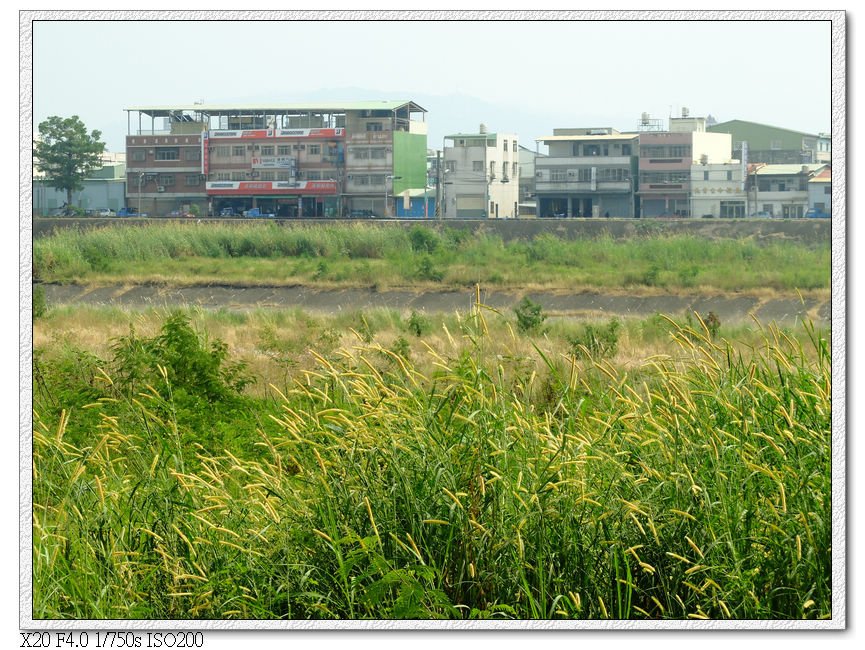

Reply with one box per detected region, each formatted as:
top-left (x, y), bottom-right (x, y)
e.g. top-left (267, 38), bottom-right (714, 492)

top-left (201, 131), bottom-right (209, 174)
top-left (206, 180), bottom-right (337, 196)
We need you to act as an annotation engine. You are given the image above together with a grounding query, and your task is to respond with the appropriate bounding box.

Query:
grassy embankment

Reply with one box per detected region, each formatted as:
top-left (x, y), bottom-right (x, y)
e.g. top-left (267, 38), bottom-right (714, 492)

top-left (33, 222), bottom-right (830, 295)
top-left (32, 300), bottom-right (832, 620)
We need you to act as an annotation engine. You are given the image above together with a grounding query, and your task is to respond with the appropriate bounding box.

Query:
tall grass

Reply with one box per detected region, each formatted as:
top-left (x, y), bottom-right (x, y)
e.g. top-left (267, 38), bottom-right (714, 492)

top-left (33, 223), bottom-right (830, 293)
top-left (32, 305), bottom-right (832, 620)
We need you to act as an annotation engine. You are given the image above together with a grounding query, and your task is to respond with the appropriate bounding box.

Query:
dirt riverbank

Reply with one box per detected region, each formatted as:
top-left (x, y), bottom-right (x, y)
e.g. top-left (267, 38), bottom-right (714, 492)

top-left (41, 283), bottom-right (830, 326)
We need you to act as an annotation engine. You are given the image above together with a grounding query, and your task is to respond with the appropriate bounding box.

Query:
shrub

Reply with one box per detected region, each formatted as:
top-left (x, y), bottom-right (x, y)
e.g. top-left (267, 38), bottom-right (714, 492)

top-left (409, 225), bottom-right (440, 254)
top-left (416, 256), bottom-right (444, 282)
top-left (567, 318), bottom-right (621, 359)
top-left (514, 296), bottom-right (547, 334)
top-left (33, 284), bottom-right (47, 320)
top-left (407, 310), bottom-right (431, 337)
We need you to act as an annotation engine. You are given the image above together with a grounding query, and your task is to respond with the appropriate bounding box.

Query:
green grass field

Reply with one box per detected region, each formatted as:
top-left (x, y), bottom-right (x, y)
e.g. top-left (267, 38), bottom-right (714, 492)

top-left (33, 222), bottom-right (831, 294)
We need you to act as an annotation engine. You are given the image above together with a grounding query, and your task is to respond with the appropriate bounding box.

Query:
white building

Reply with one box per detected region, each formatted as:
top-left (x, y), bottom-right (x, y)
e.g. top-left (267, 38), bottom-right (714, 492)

top-left (751, 164), bottom-right (827, 218)
top-left (690, 161), bottom-right (748, 218)
top-left (442, 126), bottom-right (519, 219)
top-left (807, 167), bottom-right (831, 217)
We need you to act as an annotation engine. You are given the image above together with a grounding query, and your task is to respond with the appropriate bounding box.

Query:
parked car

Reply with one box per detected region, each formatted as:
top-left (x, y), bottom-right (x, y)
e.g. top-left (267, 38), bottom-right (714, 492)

top-left (348, 209), bottom-right (378, 219)
top-left (220, 207), bottom-right (237, 217)
top-left (805, 208), bottom-right (829, 219)
top-left (97, 209), bottom-right (116, 217)
top-left (242, 207), bottom-right (275, 218)
top-left (751, 211), bottom-right (773, 218)
top-left (117, 207), bottom-right (148, 217)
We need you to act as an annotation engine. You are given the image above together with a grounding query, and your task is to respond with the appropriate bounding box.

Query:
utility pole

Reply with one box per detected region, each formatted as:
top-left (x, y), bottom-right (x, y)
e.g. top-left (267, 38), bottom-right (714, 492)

top-left (435, 149), bottom-right (442, 219)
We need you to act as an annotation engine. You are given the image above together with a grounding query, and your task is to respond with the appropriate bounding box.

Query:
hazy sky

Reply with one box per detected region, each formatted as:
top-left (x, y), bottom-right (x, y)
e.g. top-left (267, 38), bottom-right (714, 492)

top-left (29, 14), bottom-right (835, 153)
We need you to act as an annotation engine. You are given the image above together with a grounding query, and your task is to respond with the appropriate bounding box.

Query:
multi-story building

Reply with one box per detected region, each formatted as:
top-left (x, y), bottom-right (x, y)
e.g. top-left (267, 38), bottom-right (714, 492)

top-left (708, 119), bottom-right (831, 165)
top-left (807, 167), bottom-right (832, 217)
top-left (124, 101), bottom-right (427, 217)
top-left (637, 115), bottom-right (732, 218)
top-left (690, 160), bottom-right (748, 218)
top-left (516, 144), bottom-right (545, 217)
top-left (749, 163), bottom-right (827, 218)
top-left (534, 128), bottom-right (638, 218)
top-left (441, 127), bottom-right (519, 219)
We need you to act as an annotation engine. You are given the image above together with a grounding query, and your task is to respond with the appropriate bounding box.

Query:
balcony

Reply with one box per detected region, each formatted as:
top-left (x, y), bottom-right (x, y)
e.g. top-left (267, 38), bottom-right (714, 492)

top-left (536, 180), bottom-right (631, 193)
top-left (538, 156), bottom-right (631, 166)
top-left (347, 131), bottom-right (393, 144)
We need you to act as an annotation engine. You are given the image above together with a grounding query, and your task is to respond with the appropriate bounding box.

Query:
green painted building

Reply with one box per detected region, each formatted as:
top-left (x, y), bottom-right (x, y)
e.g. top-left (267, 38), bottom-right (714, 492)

top-left (707, 119), bottom-right (830, 165)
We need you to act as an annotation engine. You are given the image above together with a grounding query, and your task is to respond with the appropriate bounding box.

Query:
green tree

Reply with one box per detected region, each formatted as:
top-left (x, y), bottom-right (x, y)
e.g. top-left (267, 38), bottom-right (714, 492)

top-left (33, 115), bottom-right (106, 213)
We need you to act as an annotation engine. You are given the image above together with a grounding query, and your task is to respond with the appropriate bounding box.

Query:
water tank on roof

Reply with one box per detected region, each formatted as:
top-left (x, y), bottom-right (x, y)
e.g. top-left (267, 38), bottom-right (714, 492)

top-left (479, 123), bottom-right (487, 134)
top-left (641, 112), bottom-right (650, 125)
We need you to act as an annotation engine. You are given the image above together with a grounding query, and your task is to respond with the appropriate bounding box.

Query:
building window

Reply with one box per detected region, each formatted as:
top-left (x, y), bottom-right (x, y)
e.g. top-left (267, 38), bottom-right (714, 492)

top-left (277, 171), bottom-right (293, 181)
top-left (473, 160), bottom-right (483, 172)
top-left (502, 162), bottom-right (508, 178)
top-left (155, 147), bottom-right (179, 161)
top-left (704, 171), bottom-right (710, 181)
top-left (370, 175), bottom-right (385, 186)
top-left (622, 144), bottom-right (632, 155)
top-left (824, 186), bottom-right (831, 194)
top-left (720, 201), bottom-right (745, 218)
top-left (513, 141), bottom-right (518, 152)
top-left (584, 145), bottom-right (601, 156)
top-left (131, 149), bottom-right (146, 162)
top-left (669, 145), bottom-right (691, 158)
top-left (770, 140), bottom-right (782, 150)
top-left (308, 144), bottom-right (321, 155)
top-left (445, 160), bottom-right (456, 172)
top-left (598, 168), bottom-right (628, 182)
top-left (513, 162), bottom-right (518, 177)
top-left (550, 169), bottom-right (567, 182)
top-left (259, 171), bottom-right (275, 181)
top-left (215, 172), bottom-right (230, 181)
top-left (366, 122), bottom-right (383, 131)
top-left (490, 161), bottom-right (496, 178)
top-left (577, 168), bottom-right (593, 182)
top-left (215, 146), bottom-right (230, 158)
top-left (726, 171), bottom-right (733, 181)
top-left (232, 146), bottom-right (245, 157)
top-left (231, 172), bottom-right (245, 181)
top-left (278, 145), bottom-right (291, 156)
top-left (352, 148), bottom-right (370, 160)
top-left (185, 149), bottom-right (201, 161)
top-left (503, 139), bottom-right (508, 152)
top-left (306, 170), bottom-right (321, 180)
top-left (185, 174), bottom-right (200, 186)
top-left (260, 145), bottom-right (275, 156)
top-left (370, 148), bottom-right (386, 159)
top-left (157, 174), bottom-right (175, 186)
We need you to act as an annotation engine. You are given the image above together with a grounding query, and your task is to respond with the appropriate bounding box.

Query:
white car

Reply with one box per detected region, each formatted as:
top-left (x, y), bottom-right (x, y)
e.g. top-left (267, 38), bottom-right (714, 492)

top-left (98, 209), bottom-right (116, 217)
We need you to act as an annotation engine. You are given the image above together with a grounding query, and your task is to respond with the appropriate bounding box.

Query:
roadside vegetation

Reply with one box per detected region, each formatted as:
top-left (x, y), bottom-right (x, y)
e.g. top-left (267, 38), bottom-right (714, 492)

top-left (33, 222), bottom-right (830, 294)
top-left (32, 301), bottom-right (832, 620)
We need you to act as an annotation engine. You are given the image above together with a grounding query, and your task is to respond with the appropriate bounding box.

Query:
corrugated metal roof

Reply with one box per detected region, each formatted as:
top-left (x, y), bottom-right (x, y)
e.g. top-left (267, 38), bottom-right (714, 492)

top-left (753, 164), bottom-right (827, 175)
top-left (125, 101), bottom-right (427, 115)
top-left (709, 120), bottom-right (824, 138)
top-left (445, 133), bottom-right (498, 139)
top-left (809, 168), bottom-right (832, 182)
top-left (536, 133), bottom-right (639, 142)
